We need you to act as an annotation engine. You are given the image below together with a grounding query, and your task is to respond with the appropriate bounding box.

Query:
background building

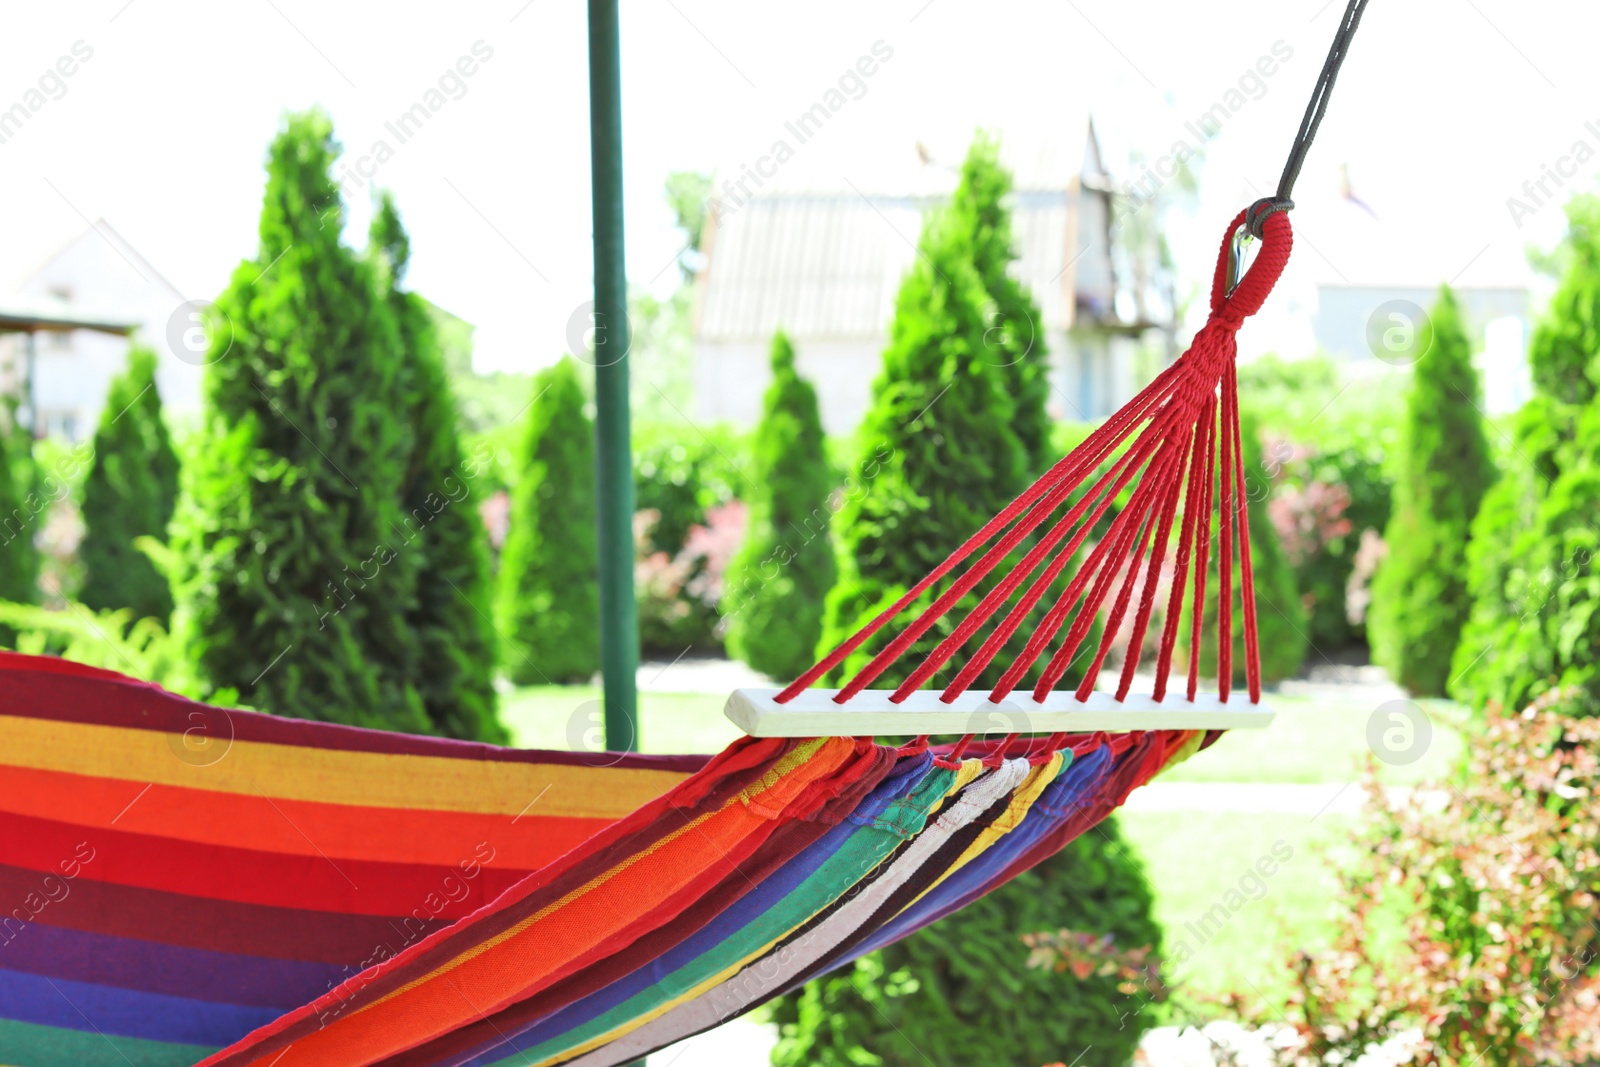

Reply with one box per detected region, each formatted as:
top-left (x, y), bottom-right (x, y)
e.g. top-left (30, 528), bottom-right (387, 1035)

top-left (0, 220), bottom-right (200, 441)
top-left (689, 119), bottom-right (1173, 434)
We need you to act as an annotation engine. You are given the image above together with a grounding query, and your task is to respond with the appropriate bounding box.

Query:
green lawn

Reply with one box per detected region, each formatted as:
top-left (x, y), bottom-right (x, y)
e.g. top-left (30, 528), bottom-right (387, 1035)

top-left (1114, 810), bottom-right (1358, 1007)
top-left (500, 685), bottom-right (739, 755)
top-left (1156, 692), bottom-right (1466, 786)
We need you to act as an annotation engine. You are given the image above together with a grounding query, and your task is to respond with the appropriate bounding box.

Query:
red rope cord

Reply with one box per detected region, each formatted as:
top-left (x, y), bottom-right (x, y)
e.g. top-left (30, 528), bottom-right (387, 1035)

top-left (774, 359), bottom-right (1189, 704)
top-left (1153, 394), bottom-right (1214, 701)
top-left (912, 413), bottom-right (1176, 703)
top-left (774, 210), bottom-right (1292, 709)
top-left (1227, 361), bottom-right (1264, 701)
top-left (991, 446), bottom-right (1175, 702)
top-left (840, 381), bottom-right (1172, 702)
top-left (1186, 399), bottom-right (1218, 702)
top-left (1113, 430), bottom-right (1193, 700)
top-left (1217, 365), bottom-right (1236, 703)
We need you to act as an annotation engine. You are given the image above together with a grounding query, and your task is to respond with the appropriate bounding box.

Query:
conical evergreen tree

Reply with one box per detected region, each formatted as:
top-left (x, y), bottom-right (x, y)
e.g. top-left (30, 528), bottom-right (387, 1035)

top-left (817, 203), bottom-right (1030, 687)
top-left (1456, 193), bottom-right (1600, 714)
top-left (496, 357), bottom-right (600, 685)
top-left (369, 193), bottom-right (504, 743)
top-left (949, 132), bottom-right (1053, 475)
top-left (79, 345), bottom-right (179, 623)
top-left (789, 180), bottom-right (1156, 1067)
top-left (722, 330), bottom-right (836, 681)
top-left (171, 109), bottom-right (430, 732)
top-left (0, 410), bottom-right (39, 645)
top-left (1368, 287), bottom-right (1494, 695)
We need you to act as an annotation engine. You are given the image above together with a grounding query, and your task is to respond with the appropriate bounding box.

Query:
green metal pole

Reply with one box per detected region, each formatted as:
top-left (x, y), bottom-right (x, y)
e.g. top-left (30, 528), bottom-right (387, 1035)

top-left (587, 0), bottom-right (639, 756)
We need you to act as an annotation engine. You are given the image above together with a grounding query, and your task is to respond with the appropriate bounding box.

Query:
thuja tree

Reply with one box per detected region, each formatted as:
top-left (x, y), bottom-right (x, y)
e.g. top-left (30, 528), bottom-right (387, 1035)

top-left (0, 408), bottom-right (39, 644)
top-left (792, 203), bottom-right (1150, 1066)
top-left (1368, 287), bottom-right (1494, 696)
top-left (949, 131), bottom-right (1053, 475)
top-left (722, 330), bottom-right (836, 681)
top-left (816, 203), bottom-right (1030, 686)
top-left (171, 110), bottom-right (431, 733)
top-left (79, 345), bottom-right (180, 624)
top-left (495, 357), bottom-right (600, 685)
top-left (369, 193), bottom-right (504, 742)
top-left (1455, 193), bottom-right (1600, 714)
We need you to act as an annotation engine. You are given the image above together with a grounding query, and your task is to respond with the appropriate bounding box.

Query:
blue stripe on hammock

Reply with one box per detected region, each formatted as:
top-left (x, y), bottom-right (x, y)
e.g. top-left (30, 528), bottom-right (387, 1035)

top-left (0, 967), bottom-right (281, 1047)
top-left (0, 919), bottom-right (346, 1010)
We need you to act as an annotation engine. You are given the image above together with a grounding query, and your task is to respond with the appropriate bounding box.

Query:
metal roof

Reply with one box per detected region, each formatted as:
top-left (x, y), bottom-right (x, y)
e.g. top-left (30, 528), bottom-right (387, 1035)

top-left (696, 187), bottom-right (1095, 342)
top-left (694, 124), bottom-right (1112, 344)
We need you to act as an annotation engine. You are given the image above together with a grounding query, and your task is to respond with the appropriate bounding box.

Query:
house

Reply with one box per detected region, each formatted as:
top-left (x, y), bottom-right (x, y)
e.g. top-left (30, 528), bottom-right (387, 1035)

top-left (689, 119), bottom-right (1171, 435)
top-left (0, 221), bottom-right (202, 441)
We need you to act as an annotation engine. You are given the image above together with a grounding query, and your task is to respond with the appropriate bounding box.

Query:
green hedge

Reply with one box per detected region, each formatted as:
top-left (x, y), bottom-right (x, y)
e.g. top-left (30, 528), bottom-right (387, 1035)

top-left (0, 410), bottom-right (39, 645)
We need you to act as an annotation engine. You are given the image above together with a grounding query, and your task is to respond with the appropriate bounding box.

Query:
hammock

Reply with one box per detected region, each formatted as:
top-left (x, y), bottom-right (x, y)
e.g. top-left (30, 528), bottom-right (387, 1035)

top-left (0, 207), bottom-right (1287, 1067)
top-left (0, 5), bottom-right (1367, 1061)
top-left (0, 652), bottom-right (1194, 1067)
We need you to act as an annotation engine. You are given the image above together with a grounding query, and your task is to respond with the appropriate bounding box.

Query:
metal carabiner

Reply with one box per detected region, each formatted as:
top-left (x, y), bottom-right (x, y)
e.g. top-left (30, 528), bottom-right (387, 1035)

top-left (1226, 227), bottom-right (1255, 298)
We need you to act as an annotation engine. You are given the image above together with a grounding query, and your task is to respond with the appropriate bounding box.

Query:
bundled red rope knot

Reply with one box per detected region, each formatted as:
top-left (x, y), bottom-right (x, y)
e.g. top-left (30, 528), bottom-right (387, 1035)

top-left (779, 208), bottom-right (1293, 711)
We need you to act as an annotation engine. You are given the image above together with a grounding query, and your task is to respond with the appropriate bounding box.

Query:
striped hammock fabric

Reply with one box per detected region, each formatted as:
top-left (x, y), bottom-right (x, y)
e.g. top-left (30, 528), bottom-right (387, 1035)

top-left (0, 651), bottom-right (1200, 1067)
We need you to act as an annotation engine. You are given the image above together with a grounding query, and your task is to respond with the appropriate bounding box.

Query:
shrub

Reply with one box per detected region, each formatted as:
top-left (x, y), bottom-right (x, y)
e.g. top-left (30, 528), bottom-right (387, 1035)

top-left (772, 817), bottom-right (1162, 1067)
top-left (79, 345), bottom-right (179, 625)
top-left (1267, 445), bottom-right (1391, 651)
top-left (632, 423), bottom-right (745, 555)
top-left (636, 502), bottom-right (744, 654)
top-left (1455, 193), bottom-right (1600, 714)
top-left (1237, 691), bottom-right (1600, 1066)
top-left (0, 599), bottom-right (201, 699)
top-left (370, 193), bottom-right (504, 742)
top-left (495, 358), bottom-right (600, 685)
top-left (171, 110), bottom-right (431, 733)
top-left (1367, 286), bottom-right (1495, 696)
top-left (721, 331), bottom-right (836, 680)
top-left (950, 132), bottom-right (1052, 476)
top-left (1184, 410), bottom-right (1307, 685)
top-left (1239, 355), bottom-right (1398, 653)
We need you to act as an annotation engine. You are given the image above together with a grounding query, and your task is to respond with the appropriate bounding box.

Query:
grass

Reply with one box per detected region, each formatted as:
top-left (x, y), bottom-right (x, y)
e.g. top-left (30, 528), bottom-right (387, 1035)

top-left (499, 685), bottom-right (739, 755)
top-left (1156, 692), bottom-right (1467, 786)
top-left (1114, 810), bottom-right (1360, 1007)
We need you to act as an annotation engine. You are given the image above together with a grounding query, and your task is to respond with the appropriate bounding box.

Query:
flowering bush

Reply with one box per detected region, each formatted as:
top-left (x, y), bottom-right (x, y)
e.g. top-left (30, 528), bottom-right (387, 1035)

top-left (1266, 443), bottom-right (1391, 651)
top-left (634, 502), bottom-right (746, 654)
top-left (1218, 690), bottom-right (1600, 1066)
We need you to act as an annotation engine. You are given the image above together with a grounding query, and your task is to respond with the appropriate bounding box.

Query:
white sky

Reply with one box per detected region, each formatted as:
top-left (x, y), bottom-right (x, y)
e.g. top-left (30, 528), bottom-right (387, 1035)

top-left (0, 0), bottom-right (1594, 371)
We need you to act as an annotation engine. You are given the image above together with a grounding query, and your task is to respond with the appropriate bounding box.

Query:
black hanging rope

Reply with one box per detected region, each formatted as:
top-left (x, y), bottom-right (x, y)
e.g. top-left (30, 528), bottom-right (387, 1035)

top-left (1245, 0), bottom-right (1371, 237)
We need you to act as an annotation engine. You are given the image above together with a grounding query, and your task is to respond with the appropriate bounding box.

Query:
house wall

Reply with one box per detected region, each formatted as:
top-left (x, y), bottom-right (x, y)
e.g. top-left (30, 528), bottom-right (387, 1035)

top-left (694, 337), bottom-right (883, 436)
top-left (1312, 285), bottom-right (1529, 362)
top-left (7, 227), bottom-right (200, 441)
top-left (694, 328), bottom-right (1139, 436)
